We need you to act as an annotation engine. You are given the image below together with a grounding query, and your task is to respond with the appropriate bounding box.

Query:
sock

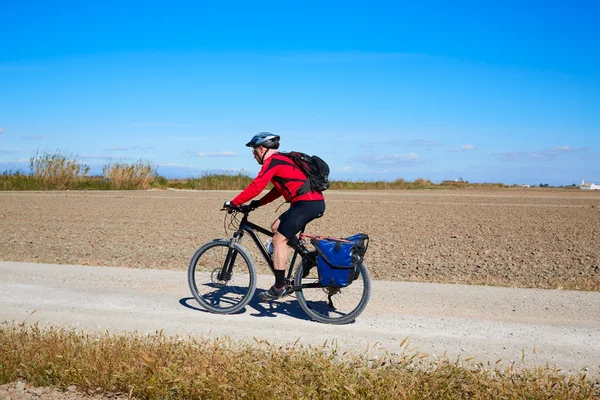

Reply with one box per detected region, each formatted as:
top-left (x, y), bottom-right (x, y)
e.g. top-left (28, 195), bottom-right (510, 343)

top-left (275, 270), bottom-right (286, 288)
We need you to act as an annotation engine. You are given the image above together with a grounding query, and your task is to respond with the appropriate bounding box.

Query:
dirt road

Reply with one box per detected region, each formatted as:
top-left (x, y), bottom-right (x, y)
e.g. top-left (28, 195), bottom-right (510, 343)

top-left (2, 261), bottom-right (599, 374)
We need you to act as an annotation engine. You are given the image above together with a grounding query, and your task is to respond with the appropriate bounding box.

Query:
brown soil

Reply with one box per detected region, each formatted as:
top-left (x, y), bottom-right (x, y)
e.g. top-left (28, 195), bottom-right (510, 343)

top-left (1, 189), bottom-right (599, 290)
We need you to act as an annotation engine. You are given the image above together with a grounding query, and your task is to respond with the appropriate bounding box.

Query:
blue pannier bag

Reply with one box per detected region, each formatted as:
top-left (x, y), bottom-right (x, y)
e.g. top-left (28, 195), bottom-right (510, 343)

top-left (311, 234), bottom-right (369, 287)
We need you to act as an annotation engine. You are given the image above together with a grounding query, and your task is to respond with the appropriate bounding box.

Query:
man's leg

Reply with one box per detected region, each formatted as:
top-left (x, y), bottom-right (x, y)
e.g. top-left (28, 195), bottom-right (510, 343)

top-left (258, 219), bottom-right (291, 301)
top-left (272, 233), bottom-right (289, 270)
top-left (271, 219), bottom-right (288, 287)
top-left (260, 202), bottom-right (325, 301)
top-left (258, 219), bottom-right (288, 301)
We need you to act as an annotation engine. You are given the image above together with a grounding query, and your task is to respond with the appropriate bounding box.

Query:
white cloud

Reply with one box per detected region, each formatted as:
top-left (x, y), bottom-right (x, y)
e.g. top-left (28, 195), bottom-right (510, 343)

top-left (352, 152), bottom-right (422, 168)
top-left (159, 163), bottom-right (193, 168)
top-left (104, 147), bottom-right (128, 151)
top-left (80, 154), bottom-right (114, 161)
top-left (494, 146), bottom-right (591, 162)
top-left (449, 144), bottom-right (475, 152)
top-left (184, 151), bottom-right (238, 158)
top-left (493, 151), bottom-right (527, 162)
top-left (338, 166), bottom-right (353, 172)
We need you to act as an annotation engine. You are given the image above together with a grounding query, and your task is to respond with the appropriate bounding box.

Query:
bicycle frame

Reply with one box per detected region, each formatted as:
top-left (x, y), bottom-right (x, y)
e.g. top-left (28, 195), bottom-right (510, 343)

top-left (218, 210), bottom-right (317, 290)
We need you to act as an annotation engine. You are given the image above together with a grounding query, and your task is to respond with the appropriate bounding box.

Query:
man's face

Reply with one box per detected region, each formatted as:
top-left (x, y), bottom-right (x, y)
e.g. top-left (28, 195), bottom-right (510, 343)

top-left (252, 146), bottom-right (265, 164)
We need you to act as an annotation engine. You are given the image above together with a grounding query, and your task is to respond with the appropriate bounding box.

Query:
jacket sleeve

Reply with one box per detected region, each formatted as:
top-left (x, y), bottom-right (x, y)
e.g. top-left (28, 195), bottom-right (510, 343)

top-left (258, 187), bottom-right (282, 206)
top-left (231, 160), bottom-right (277, 206)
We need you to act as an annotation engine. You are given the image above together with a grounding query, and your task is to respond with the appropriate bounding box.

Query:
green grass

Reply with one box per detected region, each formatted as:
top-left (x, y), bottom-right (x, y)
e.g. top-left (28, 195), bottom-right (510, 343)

top-left (167, 173), bottom-right (255, 190)
top-left (1, 323), bottom-right (598, 399)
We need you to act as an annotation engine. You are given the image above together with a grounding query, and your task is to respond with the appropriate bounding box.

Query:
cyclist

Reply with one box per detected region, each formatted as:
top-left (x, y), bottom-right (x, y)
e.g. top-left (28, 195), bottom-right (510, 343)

top-left (224, 132), bottom-right (326, 301)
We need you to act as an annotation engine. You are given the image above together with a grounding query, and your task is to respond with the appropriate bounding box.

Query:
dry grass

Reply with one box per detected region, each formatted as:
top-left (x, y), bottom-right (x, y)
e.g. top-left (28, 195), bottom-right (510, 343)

top-left (1, 151), bottom-right (513, 191)
top-left (0, 151), bottom-right (159, 190)
top-left (102, 161), bottom-right (157, 190)
top-left (26, 150), bottom-right (92, 190)
top-left (1, 323), bottom-right (598, 399)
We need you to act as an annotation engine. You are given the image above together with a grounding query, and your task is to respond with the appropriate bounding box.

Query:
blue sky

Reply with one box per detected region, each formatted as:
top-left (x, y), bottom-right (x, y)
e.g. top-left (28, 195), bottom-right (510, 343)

top-left (1, 1), bottom-right (598, 185)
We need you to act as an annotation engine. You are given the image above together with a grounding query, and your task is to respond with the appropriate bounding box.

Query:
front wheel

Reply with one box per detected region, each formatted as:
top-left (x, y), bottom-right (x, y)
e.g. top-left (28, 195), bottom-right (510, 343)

top-left (294, 260), bottom-right (372, 324)
top-left (188, 239), bottom-right (256, 314)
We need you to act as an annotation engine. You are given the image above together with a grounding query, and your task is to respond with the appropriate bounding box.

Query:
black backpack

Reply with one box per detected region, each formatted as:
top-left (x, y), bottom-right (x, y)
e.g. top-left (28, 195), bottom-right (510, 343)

top-left (281, 151), bottom-right (330, 194)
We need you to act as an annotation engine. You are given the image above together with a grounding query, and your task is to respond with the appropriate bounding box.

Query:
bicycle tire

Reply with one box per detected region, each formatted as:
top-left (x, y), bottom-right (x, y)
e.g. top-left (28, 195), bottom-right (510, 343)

top-left (188, 239), bottom-right (256, 314)
top-left (294, 260), bottom-right (372, 324)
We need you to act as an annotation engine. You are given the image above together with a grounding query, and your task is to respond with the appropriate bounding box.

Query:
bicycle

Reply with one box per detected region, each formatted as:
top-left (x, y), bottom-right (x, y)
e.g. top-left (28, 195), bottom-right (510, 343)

top-left (187, 204), bottom-right (372, 324)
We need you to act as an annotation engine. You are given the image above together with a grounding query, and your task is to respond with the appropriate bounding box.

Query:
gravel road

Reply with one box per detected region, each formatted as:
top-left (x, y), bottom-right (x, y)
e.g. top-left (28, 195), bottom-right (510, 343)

top-left (2, 261), bottom-right (599, 375)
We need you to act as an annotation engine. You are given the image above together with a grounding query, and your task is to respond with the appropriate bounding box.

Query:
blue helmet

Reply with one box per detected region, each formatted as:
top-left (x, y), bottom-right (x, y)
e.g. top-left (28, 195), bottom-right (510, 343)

top-left (246, 132), bottom-right (280, 149)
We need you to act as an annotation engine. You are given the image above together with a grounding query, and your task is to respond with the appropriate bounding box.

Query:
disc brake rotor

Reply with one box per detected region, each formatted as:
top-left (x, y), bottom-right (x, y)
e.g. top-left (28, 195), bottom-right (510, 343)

top-left (211, 268), bottom-right (228, 288)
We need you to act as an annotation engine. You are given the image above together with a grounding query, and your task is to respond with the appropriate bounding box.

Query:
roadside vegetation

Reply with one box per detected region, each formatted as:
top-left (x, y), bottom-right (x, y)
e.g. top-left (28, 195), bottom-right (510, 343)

top-left (102, 161), bottom-right (157, 190)
top-left (329, 178), bottom-right (506, 190)
top-left (0, 150), bottom-right (517, 191)
top-left (1, 151), bottom-right (158, 191)
top-left (1, 323), bottom-right (598, 399)
top-left (1, 150), bottom-right (584, 191)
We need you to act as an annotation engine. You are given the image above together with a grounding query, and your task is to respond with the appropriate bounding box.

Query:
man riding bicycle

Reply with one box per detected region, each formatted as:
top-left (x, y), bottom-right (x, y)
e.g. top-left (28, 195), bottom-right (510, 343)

top-left (224, 132), bottom-right (326, 301)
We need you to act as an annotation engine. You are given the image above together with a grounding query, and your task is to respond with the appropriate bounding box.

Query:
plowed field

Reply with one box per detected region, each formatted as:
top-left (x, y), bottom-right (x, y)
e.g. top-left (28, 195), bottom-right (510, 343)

top-left (1, 189), bottom-right (599, 290)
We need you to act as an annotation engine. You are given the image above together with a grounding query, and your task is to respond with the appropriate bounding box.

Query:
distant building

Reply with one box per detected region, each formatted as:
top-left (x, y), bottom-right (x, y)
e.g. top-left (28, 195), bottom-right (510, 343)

top-left (580, 180), bottom-right (600, 190)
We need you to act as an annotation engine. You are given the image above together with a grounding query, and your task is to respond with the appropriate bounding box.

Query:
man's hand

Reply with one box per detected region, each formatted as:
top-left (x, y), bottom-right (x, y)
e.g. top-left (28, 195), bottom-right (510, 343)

top-left (248, 200), bottom-right (261, 210)
top-left (223, 200), bottom-right (234, 210)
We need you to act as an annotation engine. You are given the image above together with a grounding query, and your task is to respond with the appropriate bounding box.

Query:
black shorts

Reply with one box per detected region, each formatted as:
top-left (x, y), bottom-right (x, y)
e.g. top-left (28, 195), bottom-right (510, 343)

top-left (277, 200), bottom-right (326, 239)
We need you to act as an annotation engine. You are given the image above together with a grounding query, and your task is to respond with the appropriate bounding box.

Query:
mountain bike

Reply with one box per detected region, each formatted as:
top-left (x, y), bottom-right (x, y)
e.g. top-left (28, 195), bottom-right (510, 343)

top-left (187, 205), bottom-right (372, 324)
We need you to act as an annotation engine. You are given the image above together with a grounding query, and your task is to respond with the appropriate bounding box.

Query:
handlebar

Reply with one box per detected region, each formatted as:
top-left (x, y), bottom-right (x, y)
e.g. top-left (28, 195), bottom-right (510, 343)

top-left (221, 204), bottom-right (255, 214)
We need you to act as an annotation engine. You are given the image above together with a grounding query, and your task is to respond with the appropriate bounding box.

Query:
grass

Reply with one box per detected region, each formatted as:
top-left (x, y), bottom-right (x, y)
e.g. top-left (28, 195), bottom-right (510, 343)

top-left (0, 151), bottom-right (158, 191)
top-left (29, 149), bottom-right (91, 190)
top-left (0, 150), bottom-right (513, 191)
top-left (1, 323), bottom-right (598, 399)
top-left (1, 150), bottom-right (580, 191)
top-left (167, 172), bottom-right (255, 190)
top-left (330, 178), bottom-right (507, 190)
top-left (103, 160), bottom-right (157, 190)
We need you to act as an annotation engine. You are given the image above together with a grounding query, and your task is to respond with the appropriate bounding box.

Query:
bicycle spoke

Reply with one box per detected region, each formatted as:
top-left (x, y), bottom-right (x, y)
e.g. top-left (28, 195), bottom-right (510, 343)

top-left (188, 240), bottom-right (256, 314)
top-left (296, 261), bottom-right (371, 324)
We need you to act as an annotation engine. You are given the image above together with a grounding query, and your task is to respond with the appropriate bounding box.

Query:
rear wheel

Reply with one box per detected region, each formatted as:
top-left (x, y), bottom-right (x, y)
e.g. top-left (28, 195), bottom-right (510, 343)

top-left (294, 259), bottom-right (371, 324)
top-left (188, 239), bottom-right (256, 314)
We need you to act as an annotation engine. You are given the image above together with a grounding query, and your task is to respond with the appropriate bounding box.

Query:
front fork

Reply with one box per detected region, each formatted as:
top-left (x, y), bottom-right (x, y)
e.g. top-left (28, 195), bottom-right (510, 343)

top-left (217, 231), bottom-right (243, 282)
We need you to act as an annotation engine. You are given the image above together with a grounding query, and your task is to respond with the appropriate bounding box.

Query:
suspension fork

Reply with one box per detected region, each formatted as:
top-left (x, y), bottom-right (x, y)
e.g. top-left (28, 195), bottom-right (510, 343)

top-left (218, 230), bottom-right (244, 281)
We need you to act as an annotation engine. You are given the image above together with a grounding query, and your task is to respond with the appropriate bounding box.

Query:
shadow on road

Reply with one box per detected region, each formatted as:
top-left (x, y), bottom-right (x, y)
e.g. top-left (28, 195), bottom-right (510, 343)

top-left (246, 290), bottom-right (312, 321)
top-left (179, 297), bottom-right (209, 313)
top-left (179, 290), bottom-right (312, 322)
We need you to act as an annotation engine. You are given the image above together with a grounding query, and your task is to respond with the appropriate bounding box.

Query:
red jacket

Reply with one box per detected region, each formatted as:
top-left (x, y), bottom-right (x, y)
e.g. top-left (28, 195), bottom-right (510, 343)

top-left (232, 152), bottom-right (325, 206)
